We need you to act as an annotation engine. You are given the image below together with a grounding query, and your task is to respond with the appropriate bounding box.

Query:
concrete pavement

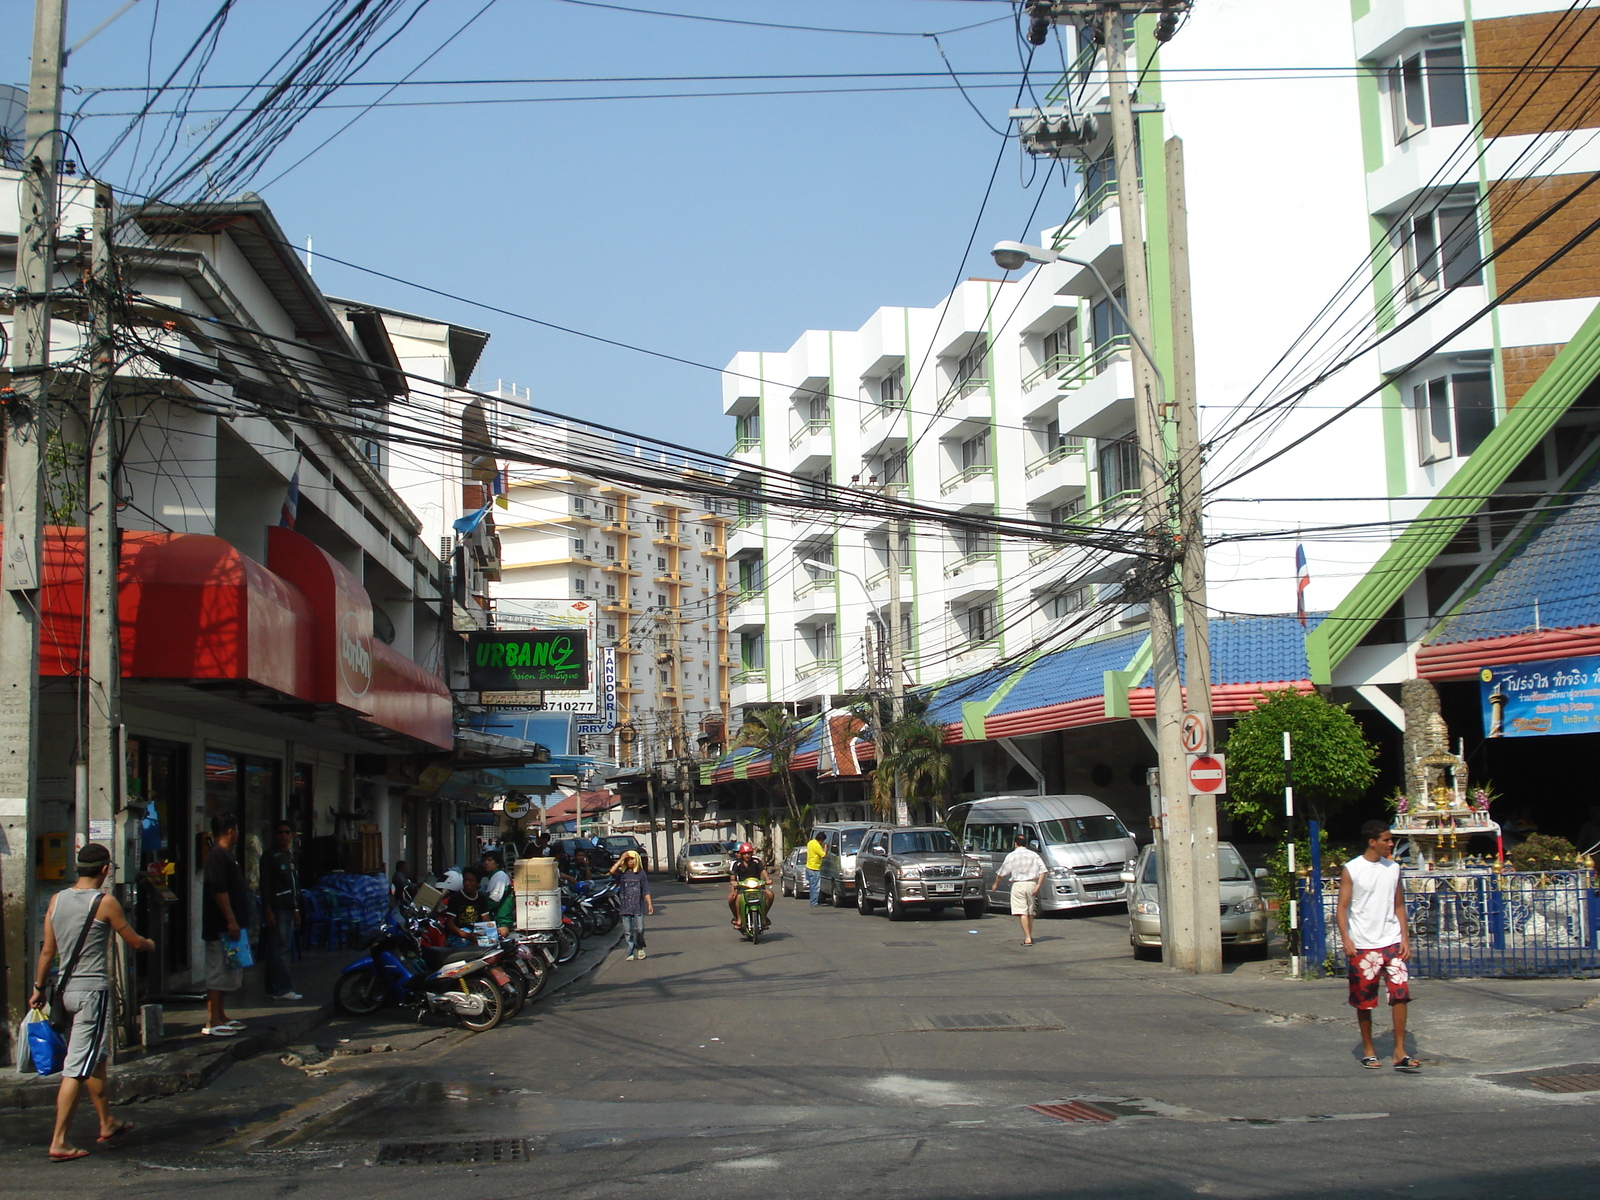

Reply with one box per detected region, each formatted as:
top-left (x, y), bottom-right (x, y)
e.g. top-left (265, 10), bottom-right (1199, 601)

top-left (0, 878), bottom-right (1596, 1197)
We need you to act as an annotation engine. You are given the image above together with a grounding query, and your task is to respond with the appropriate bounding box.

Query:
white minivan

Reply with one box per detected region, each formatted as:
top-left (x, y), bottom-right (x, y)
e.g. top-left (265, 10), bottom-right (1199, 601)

top-left (955, 795), bottom-right (1139, 912)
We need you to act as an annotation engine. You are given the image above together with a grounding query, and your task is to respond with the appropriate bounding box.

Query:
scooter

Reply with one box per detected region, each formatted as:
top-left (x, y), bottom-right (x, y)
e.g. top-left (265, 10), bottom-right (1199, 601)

top-left (334, 919), bottom-right (505, 1032)
top-left (734, 876), bottom-right (768, 944)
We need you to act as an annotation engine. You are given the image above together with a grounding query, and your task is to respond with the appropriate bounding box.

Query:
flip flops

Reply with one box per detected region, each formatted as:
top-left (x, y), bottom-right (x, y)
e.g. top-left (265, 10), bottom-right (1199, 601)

top-left (48, 1150), bottom-right (89, 1163)
top-left (97, 1122), bottom-right (134, 1143)
top-left (1360, 1056), bottom-right (1382, 1069)
top-left (1394, 1056), bottom-right (1423, 1073)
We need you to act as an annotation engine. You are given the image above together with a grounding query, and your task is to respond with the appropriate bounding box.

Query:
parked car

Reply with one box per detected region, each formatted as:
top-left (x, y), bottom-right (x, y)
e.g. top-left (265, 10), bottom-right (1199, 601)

top-left (676, 841), bottom-right (731, 883)
top-left (596, 834), bottom-right (649, 872)
top-left (812, 821), bottom-right (875, 908)
top-left (552, 836), bottom-right (610, 872)
top-left (854, 825), bottom-right (986, 920)
top-left (778, 847), bottom-right (808, 898)
top-left (954, 795), bottom-right (1137, 913)
top-left (1123, 841), bottom-right (1270, 960)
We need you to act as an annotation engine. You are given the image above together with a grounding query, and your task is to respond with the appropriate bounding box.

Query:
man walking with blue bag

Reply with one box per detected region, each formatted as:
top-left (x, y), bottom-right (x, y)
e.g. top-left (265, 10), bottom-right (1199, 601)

top-left (30, 843), bottom-right (153, 1162)
top-left (202, 814), bottom-right (250, 1037)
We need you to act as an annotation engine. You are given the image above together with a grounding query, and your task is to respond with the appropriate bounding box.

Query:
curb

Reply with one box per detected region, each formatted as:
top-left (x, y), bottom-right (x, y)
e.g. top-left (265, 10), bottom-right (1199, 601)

top-left (2, 928), bottom-right (623, 1110)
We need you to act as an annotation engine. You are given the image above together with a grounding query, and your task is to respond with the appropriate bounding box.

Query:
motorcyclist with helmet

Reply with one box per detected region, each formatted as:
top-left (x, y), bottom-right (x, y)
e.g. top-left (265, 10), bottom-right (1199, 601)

top-left (726, 842), bottom-right (773, 930)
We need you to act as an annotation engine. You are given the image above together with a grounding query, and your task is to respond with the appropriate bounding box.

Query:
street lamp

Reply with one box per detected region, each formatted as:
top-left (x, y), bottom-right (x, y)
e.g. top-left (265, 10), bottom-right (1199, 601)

top-left (991, 241), bottom-right (1166, 411)
top-left (799, 558), bottom-right (887, 643)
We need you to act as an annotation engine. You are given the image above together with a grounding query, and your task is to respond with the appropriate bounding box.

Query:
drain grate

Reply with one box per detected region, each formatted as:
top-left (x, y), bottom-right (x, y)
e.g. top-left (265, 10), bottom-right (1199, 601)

top-left (883, 940), bottom-right (936, 947)
top-left (1526, 1072), bottom-right (1600, 1094)
top-left (376, 1137), bottom-right (534, 1166)
top-left (919, 1011), bottom-right (1058, 1031)
top-left (1029, 1101), bottom-right (1117, 1124)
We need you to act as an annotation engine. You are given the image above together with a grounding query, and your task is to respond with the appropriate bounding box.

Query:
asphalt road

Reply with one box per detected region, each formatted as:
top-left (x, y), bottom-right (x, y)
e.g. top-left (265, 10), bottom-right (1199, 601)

top-left (3, 878), bottom-right (1599, 1198)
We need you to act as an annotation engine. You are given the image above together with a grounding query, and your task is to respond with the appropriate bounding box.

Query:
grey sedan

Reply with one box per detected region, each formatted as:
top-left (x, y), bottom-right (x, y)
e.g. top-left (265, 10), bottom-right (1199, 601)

top-left (1125, 841), bottom-right (1269, 959)
top-left (676, 841), bottom-right (730, 883)
top-left (778, 847), bottom-right (808, 898)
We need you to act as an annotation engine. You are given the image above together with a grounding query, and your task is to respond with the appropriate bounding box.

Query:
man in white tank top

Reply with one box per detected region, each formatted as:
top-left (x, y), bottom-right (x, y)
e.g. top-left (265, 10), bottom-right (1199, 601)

top-left (1336, 820), bottom-right (1420, 1072)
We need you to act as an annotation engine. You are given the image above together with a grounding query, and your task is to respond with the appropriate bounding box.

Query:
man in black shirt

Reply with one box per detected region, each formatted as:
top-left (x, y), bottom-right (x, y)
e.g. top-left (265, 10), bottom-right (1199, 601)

top-left (443, 866), bottom-right (491, 944)
top-left (726, 843), bottom-right (773, 929)
top-left (260, 822), bottom-right (302, 1002)
top-left (202, 814), bottom-right (250, 1036)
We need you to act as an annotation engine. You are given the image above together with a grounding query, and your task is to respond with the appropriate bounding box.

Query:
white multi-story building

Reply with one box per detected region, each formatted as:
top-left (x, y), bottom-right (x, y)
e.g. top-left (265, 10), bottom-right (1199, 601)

top-left (490, 419), bottom-right (733, 767)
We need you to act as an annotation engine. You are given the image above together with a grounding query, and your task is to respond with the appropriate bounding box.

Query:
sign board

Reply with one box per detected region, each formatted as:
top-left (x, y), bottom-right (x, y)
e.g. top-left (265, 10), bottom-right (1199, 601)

top-left (467, 629), bottom-right (590, 691)
top-left (575, 647), bottom-right (619, 736)
top-left (503, 797), bottom-right (532, 819)
top-left (1186, 752), bottom-right (1227, 795)
top-left (496, 598), bottom-right (599, 713)
top-left (1180, 712), bottom-right (1209, 755)
top-left (1481, 656), bottom-right (1600, 738)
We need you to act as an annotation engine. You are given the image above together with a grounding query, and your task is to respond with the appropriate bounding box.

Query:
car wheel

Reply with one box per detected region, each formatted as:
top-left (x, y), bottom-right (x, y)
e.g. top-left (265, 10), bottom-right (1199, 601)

top-left (856, 875), bottom-right (876, 914)
top-left (832, 881), bottom-right (851, 908)
top-left (885, 881), bottom-right (908, 922)
top-left (781, 878), bottom-right (792, 898)
top-left (963, 900), bottom-right (986, 920)
top-left (1131, 943), bottom-right (1160, 961)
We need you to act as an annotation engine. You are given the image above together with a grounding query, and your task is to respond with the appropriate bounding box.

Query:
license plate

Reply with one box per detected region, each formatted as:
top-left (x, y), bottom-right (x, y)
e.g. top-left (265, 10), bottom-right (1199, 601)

top-left (490, 967), bottom-right (511, 986)
top-left (933, 884), bottom-right (956, 893)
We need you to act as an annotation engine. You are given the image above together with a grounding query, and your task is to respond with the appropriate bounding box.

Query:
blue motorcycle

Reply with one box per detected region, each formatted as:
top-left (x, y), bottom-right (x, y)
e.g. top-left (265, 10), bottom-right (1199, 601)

top-left (333, 918), bottom-right (506, 1032)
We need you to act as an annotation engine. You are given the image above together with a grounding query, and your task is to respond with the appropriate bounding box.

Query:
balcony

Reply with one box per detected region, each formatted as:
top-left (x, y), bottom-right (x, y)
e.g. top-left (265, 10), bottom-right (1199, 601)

top-left (944, 549), bottom-right (997, 579)
top-left (860, 398), bottom-right (906, 431)
top-left (601, 599), bottom-right (639, 615)
top-left (1024, 443), bottom-right (1089, 504)
top-left (934, 378), bottom-right (991, 424)
top-left (788, 418), bottom-right (832, 453)
top-left (792, 581), bottom-right (836, 622)
top-left (730, 667), bottom-right (767, 688)
top-left (797, 657), bottom-right (840, 680)
top-left (653, 571), bottom-right (683, 585)
top-left (1057, 351), bottom-right (1134, 439)
top-left (600, 560), bottom-right (638, 576)
top-left (1028, 490), bottom-right (1142, 566)
top-left (865, 563), bottom-right (909, 589)
top-left (729, 435), bottom-right (761, 457)
top-left (1050, 177), bottom-right (1119, 250)
top-left (939, 462), bottom-right (995, 506)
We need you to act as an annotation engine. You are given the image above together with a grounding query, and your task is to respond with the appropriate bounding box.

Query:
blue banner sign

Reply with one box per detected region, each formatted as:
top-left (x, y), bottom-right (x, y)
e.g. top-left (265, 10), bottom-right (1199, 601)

top-left (1480, 654), bottom-right (1600, 737)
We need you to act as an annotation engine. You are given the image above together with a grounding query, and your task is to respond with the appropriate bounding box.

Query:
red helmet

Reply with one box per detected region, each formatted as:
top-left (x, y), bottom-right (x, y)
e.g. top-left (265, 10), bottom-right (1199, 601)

top-left (737, 842), bottom-right (754, 855)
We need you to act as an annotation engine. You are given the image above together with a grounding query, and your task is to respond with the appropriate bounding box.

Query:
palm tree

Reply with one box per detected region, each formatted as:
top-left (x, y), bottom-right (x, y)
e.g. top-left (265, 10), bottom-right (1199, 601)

top-left (735, 707), bottom-right (806, 823)
top-left (869, 706), bottom-right (952, 825)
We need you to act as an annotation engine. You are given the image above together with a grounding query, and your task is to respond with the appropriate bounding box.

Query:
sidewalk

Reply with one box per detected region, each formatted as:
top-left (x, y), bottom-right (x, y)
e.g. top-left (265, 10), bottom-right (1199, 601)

top-left (3, 929), bottom-right (622, 1111)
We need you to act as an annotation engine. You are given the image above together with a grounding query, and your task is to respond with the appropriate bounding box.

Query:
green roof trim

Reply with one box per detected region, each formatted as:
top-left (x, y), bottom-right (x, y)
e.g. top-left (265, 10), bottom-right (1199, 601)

top-left (1104, 634), bottom-right (1154, 719)
top-left (1306, 298), bottom-right (1600, 683)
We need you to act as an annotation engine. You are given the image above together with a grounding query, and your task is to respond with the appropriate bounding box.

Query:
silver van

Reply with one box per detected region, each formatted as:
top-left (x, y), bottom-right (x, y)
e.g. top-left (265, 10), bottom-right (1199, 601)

top-left (957, 795), bottom-right (1138, 912)
top-left (812, 822), bottom-right (877, 907)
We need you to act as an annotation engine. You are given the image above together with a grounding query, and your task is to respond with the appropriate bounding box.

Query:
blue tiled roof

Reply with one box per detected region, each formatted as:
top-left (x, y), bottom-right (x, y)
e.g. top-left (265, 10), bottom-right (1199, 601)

top-left (920, 661), bottom-right (1022, 725)
top-left (1429, 466), bottom-right (1600, 644)
top-left (988, 631), bottom-right (1147, 718)
top-left (1189, 615), bottom-right (1321, 685)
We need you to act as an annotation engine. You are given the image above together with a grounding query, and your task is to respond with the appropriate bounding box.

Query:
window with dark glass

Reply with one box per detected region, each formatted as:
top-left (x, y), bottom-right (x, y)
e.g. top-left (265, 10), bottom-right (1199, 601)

top-left (1414, 372), bottom-right (1494, 465)
top-left (1097, 436), bottom-right (1140, 498)
top-left (1389, 43), bottom-right (1468, 141)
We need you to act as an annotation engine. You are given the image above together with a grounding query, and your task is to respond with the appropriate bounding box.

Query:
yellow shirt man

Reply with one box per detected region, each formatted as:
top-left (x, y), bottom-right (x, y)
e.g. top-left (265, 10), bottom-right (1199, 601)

top-left (805, 836), bottom-right (827, 871)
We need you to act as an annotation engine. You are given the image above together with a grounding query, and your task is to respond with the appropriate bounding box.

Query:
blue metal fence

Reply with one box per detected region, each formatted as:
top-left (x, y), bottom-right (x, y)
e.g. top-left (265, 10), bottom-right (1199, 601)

top-left (1298, 870), bottom-right (1600, 978)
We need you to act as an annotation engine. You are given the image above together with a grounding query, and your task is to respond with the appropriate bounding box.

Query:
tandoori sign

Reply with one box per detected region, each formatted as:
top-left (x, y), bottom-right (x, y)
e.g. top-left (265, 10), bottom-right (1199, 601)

top-left (1481, 654), bottom-right (1600, 738)
top-left (468, 629), bottom-right (590, 691)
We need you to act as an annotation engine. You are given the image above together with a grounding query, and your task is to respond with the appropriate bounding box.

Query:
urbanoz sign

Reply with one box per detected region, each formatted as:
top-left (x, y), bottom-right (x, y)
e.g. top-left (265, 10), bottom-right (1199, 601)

top-left (468, 630), bottom-right (590, 691)
top-left (1481, 654), bottom-right (1600, 738)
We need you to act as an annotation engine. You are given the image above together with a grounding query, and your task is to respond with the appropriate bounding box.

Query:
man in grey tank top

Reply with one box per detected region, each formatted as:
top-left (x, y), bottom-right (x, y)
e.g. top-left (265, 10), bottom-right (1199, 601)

top-left (31, 843), bottom-right (154, 1161)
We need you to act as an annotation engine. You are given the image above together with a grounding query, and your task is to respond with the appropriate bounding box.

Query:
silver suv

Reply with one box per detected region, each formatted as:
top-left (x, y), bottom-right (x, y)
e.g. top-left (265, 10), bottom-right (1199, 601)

top-left (854, 825), bottom-right (986, 921)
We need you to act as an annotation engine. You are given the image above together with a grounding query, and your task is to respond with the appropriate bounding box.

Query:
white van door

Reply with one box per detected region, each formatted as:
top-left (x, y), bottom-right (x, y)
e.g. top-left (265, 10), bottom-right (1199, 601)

top-left (963, 819), bottom-right (1018, 904)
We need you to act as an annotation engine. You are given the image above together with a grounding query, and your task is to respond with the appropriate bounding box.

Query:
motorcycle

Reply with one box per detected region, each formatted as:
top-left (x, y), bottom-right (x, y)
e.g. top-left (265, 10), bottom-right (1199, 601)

top-left (554, 915), bottom-right (582, 964)
top-left (734, 876), bottom-right (768, 944)
top-left (506, 931), bottom-right (555, 1000)
top-left (334, 919), bottom-right (506, 1032)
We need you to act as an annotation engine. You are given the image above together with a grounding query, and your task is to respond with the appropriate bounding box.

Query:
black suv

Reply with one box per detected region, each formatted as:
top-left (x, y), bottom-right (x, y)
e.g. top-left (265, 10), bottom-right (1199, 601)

top-left (855, 825), bottom-right (986, 921)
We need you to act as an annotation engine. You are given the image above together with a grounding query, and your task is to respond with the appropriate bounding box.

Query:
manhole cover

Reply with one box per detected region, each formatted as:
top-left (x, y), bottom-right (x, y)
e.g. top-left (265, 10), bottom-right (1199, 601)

top-left (1028, 1101), bottom-right (1116, 1123)
top-left (883, 941), bottom-right (936, 947)
top-left (1527, 1073), bottom-right (1600, 1094)
top-left (918, 1011), bottom-right (1060, 1031)
top-left (376, 1138), bottom-right (534, 1165)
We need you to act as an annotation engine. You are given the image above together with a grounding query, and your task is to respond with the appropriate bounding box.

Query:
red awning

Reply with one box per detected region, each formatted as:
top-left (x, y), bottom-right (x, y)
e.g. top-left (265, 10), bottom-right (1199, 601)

top-left (545, 789), bottom-right (621, 819)
top-left (1417, 628), bottom-right (1600, 680)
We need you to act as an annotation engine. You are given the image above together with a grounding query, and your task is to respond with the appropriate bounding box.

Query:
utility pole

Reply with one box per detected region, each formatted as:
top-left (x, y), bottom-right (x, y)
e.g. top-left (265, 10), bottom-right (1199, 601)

top-left (1102, 4), bottom-right (1196, 969)
top-left (885, 509), bottom-right (908, 826)
top-left (87, 182), bottom-right (131, 1043)
top-left (2, 0), bottom-right (65, 1056)
top-left (1166, 136), bottom-right (1222, 974)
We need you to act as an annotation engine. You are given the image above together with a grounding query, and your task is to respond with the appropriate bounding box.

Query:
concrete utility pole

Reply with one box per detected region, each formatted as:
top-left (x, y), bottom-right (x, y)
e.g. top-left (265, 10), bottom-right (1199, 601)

top-left (886, 512), bottom-right (909, 826)
top-left (2, 0), bottom-right (66, 1054)
top-left (1101, 4), bottom-right (1196, 969)
top-left (1165, 135), bottom-right (1222, 974)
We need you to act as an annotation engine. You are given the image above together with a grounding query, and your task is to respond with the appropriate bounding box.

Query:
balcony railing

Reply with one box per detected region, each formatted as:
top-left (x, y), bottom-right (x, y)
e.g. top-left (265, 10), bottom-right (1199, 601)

top-left (1025, 439), bottom-right (1087, 478)
top-left (730, 436), bottom-right (760, 455)
top-left (733, 509), bottom-right (763, 529)
top-left (797, 657), bottom-right (840, 679)
top-left (1027, 489), bottom-right (1143, 563)
top-left (865, 563), bottom-right (909, 588)
top-left (935, 373), bottom-right (991, 415)
top-left (861, 399), bottom-right (906, 427)
top-left (940, 462), bottom-right (994, 495)
top-left (730, 667), bottom-right (767, 687)
top-left (789, 418), bottom-right (831, 449)
top-left (795, 574), bottom-right (835, 598)
top-left (944, 549), bottom-right (997, 578)
top-left (1051, 177), bottom-right (1122, 248)
top-left (1022, 352), bottom-right (1073, 393)
top-left (732, 586), bottom-right (765, 607)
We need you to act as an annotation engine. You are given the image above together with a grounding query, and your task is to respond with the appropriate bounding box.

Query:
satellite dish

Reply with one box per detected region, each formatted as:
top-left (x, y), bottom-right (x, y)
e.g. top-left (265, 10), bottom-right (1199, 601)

top-left (0, 85), bottom-right (27, 170)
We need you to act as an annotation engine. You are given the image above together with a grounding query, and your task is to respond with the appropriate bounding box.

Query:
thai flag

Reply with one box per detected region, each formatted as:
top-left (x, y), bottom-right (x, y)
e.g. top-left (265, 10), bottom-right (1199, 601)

top-left (279, 464), bottom-right (300, 530)
top-left (1295, 542), bottom-right (1310, 627)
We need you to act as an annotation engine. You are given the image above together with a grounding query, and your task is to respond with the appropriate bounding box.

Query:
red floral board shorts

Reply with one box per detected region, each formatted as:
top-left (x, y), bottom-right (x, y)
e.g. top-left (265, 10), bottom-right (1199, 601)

top-left (1347, 944), bottom-right (1411, 1010)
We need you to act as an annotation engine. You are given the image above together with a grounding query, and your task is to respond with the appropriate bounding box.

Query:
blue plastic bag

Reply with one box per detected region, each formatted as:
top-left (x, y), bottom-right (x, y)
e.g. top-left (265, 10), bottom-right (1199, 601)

top-left (224, 931), bottom-right (254, 970)
top-left (25, 1009), bottom-right (65, 1077)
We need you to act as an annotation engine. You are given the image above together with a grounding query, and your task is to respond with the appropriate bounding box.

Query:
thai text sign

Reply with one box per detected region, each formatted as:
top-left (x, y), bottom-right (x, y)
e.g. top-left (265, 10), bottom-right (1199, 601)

top-left (468, 630), bottom-right (590, 691)
top-left (1480, 654), bottom-right (1600, 738)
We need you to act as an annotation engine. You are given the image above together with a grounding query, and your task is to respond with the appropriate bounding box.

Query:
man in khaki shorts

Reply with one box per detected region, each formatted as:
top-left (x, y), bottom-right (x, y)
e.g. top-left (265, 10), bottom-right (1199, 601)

top-left (995, 833), bottom-right (1047, 946)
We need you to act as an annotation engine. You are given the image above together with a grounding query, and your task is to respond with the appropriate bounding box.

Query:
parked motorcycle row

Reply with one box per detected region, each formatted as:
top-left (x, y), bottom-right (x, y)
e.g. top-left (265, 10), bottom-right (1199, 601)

top-left (333, 878), bottom-right (622, 1031)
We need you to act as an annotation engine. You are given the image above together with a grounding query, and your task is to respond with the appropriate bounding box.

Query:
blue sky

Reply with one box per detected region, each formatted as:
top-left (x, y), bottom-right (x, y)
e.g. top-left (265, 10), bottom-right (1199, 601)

top-left (7, 0), bottom-right (1054, 448)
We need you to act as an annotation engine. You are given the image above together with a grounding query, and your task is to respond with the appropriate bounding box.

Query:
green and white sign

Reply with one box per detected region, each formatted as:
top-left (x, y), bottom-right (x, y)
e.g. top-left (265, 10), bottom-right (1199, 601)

top-left (468, 630), bottom-right (591, 691)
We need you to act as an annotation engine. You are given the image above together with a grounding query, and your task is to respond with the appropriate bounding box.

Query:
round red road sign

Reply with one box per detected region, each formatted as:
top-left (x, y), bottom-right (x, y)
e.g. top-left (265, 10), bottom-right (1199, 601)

top-left (1186, 753), bottom-right (1226, 794)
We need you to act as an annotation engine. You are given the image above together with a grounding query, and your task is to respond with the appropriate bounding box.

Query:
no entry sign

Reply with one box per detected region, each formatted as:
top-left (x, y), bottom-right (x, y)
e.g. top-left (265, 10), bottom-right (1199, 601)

top-left (1186, 753), bottom-right (1227, 795)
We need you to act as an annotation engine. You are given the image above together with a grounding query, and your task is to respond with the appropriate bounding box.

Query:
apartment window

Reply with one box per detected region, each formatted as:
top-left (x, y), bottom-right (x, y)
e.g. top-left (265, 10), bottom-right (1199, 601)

top-left (878, 367), bottom-right (905, 406)
top-left (703, 530), bottom-right (713, 543)
top-left (955, 337), bottom-right (989, 392)
top-left (1091, 291), bottom-right (1128, 366)
top-left (870, 448), bottom-right (908, 486)
top-left (605, 623), bottom-right (617, 637)
top-left (656, 519), bottom-right (666, 533)
top-left (572, 538), bottom-right (585, 553)
top-left (573, 578), bottom-right (586, 592)
top-left (805, 390), bottom-right (831, 423)
top-left (960, 429), bottom-right (991, 470)
top-left (572, 496), bottom-right (585, 512)
top-left (1043, 318), bottom-right (1078, 367)
top-left (1399, 198), bottom-right (1482, 297)
top-left (605, 543), bottom-right (615, 559)
top-left (604, 504), bottom-right (615, 519)
top-left (1048, 498), bottom-right (1086, 528)
top-left (1389, 43), bottom-right (1468, 143)
top-left (807, 623), bottom-right (837, 662)
top-left (735, 411), bottom-right (761, 442)
top-left (659, 669), bottom-right (670, 683)
top-left (738, 555), bottom-right (764, 591)
top-left (657, 555), bottom-right (667, 570)
top-left (1414, 372), bottom-right (1494, 465)
top-left (1098, 436), bottom-right (1140, 498)
top-left (1045, 587), bottom-right (1091, 619)
top-left (964, 603), bottom-right (996, 643)
top-left (657, 593), bottom-right (667, 606)
top-left (741, 630), bottom-right (766, 669)
top-left (605, 583), bottom-right (617, 598)
top-left (955, 521), bottom-right (994, 558)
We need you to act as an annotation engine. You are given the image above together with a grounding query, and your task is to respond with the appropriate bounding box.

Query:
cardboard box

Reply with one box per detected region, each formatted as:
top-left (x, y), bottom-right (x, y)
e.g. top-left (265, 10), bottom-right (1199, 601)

top-left (413, 882), bottom-right (445, 912)
top-left (515, 889), bottom-right (561, 931)
top-left (515, 858), bottom-right (560, 893)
